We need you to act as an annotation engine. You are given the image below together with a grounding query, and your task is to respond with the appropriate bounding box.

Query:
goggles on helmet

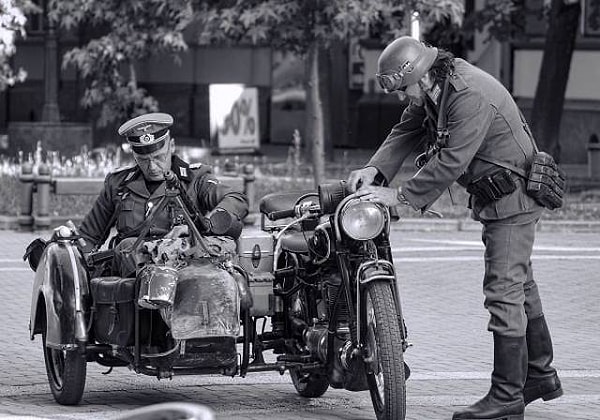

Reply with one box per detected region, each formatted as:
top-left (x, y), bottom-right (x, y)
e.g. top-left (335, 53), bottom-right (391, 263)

top-left (376, 60), bottom-right (416, 93)
top-left (376, 72), bottom-right (406, 93)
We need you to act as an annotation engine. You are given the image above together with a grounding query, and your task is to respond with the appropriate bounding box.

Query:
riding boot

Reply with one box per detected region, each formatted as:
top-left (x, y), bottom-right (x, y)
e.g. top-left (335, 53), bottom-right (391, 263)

top-left (524, 315), bottom-right (563, 405)
top-left (452, 334), bottom-right (526, 420)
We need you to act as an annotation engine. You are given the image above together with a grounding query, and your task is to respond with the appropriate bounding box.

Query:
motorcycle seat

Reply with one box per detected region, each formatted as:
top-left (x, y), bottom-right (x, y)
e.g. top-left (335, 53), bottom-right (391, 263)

top-left (280, 231), bottom-right (311, 254)
top-left (259, 190), bottom-right (314, 219)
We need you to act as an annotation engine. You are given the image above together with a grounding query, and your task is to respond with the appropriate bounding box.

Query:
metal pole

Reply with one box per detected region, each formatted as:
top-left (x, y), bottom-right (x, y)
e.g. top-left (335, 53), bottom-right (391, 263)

top-left (242, 163), bottom-right (256, 211)
top-left (18, 162), bottom-right (34, 230)
top-left (35, 163), bottom-right (53, 229)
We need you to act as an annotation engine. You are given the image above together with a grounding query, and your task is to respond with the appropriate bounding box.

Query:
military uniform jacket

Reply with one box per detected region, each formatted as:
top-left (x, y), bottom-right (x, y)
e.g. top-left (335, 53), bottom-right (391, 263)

top-left (367, 58), bottom-right (542, 221)
top-left (79, 155), bottom-right (249, 249)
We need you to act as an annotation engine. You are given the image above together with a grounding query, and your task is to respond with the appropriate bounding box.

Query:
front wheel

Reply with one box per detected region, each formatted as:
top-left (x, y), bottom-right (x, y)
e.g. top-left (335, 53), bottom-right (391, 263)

top-left (42, 328), bottom-right (87, 405)
top-left (363, 281), bottom-right (406, 420)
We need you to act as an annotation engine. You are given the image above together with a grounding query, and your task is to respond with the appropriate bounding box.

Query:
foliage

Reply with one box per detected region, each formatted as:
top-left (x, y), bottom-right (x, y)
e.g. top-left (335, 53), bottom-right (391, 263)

top-left (0, 0), bottom-right (38, 90)
top-left (48, 0), bottom-right (194, 126)
top-left (195, 0), bottom-right (463, 186)
top-left (195, 0), bottom-right (463, 52)
top-left (461, 0), bottom-right (547, 44)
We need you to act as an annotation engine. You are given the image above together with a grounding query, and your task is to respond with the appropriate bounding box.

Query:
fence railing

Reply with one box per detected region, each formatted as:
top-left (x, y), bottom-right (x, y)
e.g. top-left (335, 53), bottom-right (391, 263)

top-left (18, 161), bottom-right (256, 230)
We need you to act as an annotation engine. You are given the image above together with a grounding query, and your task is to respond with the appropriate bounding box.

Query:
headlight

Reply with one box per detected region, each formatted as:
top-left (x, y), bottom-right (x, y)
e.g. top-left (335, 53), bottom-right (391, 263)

top-left (340, 201), bottom-right (386, 240)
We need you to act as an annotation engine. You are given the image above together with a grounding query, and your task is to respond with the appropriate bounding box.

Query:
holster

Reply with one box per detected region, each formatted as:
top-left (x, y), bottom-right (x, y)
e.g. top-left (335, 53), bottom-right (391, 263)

top-left (467, 169), bottom-right (518, 207)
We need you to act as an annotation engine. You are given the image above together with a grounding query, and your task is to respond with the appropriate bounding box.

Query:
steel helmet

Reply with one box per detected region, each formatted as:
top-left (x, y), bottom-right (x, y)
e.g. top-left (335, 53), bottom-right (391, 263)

top-left (376, 36), bottom-right (438, 93)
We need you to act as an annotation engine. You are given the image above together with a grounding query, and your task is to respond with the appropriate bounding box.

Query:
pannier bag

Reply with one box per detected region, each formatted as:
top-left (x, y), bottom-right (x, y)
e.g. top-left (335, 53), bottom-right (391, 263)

top-left (526, 151), bottom-right (566, 210)
top-left (90, 276), bottom-right (136, 347)
top-left (167, 262), bottom-right (240, 340)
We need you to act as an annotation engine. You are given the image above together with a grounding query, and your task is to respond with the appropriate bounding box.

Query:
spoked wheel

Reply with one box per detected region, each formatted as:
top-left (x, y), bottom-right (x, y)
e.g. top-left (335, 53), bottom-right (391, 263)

top-left (42, 326), bottom-right (87, 405)
top-left (362, 281), bottom-right (406, 420)
top-left (290, 368), bottom-right (329, 398)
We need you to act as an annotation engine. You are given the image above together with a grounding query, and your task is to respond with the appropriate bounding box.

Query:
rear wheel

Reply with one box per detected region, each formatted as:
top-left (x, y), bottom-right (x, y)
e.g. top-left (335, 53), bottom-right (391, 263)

top-left (42, 324), bottom-right (87, 405)
top-left (363, 281), bottom-right (406, 420)
top-left (290, 368), bottom-right (329, 397)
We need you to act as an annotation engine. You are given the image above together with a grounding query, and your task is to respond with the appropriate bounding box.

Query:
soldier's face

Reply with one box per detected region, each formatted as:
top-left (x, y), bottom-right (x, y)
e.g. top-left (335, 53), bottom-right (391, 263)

top-left (397, 83), bottom-right (425, 106)
top-left (134, 139), bottom-right (173, 181)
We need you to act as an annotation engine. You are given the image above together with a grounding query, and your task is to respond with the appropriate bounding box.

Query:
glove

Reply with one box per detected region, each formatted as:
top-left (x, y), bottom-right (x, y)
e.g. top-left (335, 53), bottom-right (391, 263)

top-left (347, 166), bottom-right (379, 192)
top-left (207, 208), bottom-right (243, 238)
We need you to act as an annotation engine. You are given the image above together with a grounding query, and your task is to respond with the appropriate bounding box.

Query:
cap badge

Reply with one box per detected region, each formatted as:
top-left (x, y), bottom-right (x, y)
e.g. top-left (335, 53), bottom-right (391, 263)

top-left (140, 133), bottom-right (155, 143)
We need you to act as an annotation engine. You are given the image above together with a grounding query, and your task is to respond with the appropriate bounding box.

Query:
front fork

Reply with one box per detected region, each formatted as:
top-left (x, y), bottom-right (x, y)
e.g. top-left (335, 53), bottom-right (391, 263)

top-left (332, 256), bottom-right (409, 368)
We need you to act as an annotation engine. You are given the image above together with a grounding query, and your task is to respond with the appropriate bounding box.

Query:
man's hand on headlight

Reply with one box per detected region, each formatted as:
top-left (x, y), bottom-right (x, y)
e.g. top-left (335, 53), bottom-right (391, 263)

top-left (347, 166), bottom-right (379, 192)
top-left (355, 186), bottom-right (412, 208)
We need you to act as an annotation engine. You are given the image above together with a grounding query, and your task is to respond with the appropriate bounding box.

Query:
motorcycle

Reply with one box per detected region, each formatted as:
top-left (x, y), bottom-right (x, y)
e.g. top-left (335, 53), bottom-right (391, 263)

top-left (26, 175), bottom-right (409, 420)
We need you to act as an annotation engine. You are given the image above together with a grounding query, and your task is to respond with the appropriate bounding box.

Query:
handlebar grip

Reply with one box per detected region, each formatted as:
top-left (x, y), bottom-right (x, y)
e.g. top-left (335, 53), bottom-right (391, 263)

top-left (267, 208), bottom-right (296, 221)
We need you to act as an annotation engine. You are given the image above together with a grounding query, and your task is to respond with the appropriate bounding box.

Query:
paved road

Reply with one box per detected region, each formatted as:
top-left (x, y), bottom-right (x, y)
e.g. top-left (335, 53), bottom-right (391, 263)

top-left (0, 228), bottom-right (599, 419)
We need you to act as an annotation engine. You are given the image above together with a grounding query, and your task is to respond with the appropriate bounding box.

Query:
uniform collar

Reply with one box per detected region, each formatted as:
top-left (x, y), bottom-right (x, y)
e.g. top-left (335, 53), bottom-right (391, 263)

top-left (171, 155), bottom-right (191, 182)
top-left (123, 154), bottom-right (191, 198)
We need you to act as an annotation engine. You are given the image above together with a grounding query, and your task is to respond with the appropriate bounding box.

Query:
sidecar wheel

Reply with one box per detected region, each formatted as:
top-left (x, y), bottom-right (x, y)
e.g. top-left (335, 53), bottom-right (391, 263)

top-left (42, 330), bottom-right (86, 405)
top-left (289, 369), bottom-right (329, 398)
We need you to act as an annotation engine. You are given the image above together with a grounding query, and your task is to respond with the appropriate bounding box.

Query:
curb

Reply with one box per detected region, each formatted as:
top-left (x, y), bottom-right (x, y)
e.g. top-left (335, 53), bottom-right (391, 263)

top-left (390, 218), bottom-right (600, 233)
top-left (4, 214), bottom-right (600, 233)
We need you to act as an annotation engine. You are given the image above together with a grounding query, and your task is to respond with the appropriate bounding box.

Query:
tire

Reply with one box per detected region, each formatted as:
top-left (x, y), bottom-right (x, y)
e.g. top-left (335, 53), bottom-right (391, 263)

top-left (290, 368), bottom-right (329, 398)
top-left (42, 327), bottom-right (87, 405)
top-left (363, 281), bottom-right (406, 420)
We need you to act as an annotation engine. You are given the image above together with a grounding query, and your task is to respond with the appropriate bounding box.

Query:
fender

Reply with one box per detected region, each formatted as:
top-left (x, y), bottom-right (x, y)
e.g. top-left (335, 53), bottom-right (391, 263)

top-left (29, 241), bottom-right (91, 349)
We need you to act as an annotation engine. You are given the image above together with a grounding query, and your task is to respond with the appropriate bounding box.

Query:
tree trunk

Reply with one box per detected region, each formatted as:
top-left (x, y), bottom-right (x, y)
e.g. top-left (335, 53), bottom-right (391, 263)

top-left (306, 42), bottom-right (326, 187)
top-left (529, 0), bottom-right (581, 161)
top-left (129, 63), bottom-right (137, 88)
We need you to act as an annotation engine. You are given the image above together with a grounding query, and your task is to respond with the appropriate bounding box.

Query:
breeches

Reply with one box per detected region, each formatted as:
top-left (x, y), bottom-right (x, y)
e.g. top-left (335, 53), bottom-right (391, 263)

top-left (481, 212), bottom-right (545, 337)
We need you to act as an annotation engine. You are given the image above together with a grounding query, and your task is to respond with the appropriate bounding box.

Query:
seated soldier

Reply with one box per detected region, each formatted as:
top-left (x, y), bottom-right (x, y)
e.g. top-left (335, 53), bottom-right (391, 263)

top-left (77, 112), bottom-right (249, 278)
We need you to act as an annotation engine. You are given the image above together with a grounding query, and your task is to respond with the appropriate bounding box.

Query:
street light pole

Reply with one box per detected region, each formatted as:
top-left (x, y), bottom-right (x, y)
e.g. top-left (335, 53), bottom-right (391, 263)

top-left (41, 0), bottom-right (60, 122)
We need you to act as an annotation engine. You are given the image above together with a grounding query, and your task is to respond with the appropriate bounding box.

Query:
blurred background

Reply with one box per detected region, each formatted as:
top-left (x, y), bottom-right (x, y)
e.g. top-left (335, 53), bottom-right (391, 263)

top-left (0, 0), bottom-right (599, 220)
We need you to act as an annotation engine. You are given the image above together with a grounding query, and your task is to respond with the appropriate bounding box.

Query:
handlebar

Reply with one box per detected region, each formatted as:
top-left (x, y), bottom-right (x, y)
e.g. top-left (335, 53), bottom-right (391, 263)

top-left (267, 208), bottom-right (296, 221)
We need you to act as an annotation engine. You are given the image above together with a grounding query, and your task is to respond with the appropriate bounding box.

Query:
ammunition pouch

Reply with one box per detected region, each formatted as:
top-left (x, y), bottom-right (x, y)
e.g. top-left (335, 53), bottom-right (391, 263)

top-left (525, 152), bottom-right (566, 210)
top-left (467, 169), bottom-right (518, 207)
top-left (473, 151), bottom-right (566, 210)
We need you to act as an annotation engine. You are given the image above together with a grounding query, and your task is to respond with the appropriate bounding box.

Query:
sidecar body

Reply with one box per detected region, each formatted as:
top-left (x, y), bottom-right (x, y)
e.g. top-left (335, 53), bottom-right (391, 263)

top-left (28, 235), bottom-right (252, 405)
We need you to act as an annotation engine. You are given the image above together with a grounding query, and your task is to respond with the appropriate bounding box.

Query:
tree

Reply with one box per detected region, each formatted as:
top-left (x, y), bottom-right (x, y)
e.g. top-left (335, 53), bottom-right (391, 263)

top-left (195, 0), bottom-right (463, 186)
top-left (529, 0), bottom-right (581, 160)
top-left (0, 0), bottom-right (39, 90)
top-left (48, 0), bottom-right (194, 126)
top-left (463, 0), bottom-right (581, 162)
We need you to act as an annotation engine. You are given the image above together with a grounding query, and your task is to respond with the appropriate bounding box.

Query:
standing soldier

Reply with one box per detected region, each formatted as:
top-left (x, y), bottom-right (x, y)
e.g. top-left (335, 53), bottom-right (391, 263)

top-left (347, 37), bottom-right (562, 420)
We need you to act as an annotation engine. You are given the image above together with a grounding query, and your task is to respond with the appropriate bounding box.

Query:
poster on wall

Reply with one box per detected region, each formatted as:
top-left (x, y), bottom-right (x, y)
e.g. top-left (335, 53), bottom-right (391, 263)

top-left (209, 84), bottom-right (260, 154)
top-left (583, 0), bottom-right (600, 37)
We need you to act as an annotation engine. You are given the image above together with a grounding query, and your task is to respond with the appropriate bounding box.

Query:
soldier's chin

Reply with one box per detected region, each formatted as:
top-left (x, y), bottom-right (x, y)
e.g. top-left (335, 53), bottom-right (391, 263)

top-left (145, 172), bottom-right (164, 181)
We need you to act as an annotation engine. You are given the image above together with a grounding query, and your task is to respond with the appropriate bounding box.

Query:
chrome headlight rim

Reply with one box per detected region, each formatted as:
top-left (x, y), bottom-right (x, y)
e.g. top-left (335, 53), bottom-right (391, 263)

top-left (339, 200), bottom-right (387, 241)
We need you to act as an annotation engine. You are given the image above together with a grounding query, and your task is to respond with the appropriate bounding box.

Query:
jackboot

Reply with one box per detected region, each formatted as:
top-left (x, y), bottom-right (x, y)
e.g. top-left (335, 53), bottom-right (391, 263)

top-left (524, 315), bottom-right (563, 405)
top-left (452, 334), bottom-right (527, 420)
